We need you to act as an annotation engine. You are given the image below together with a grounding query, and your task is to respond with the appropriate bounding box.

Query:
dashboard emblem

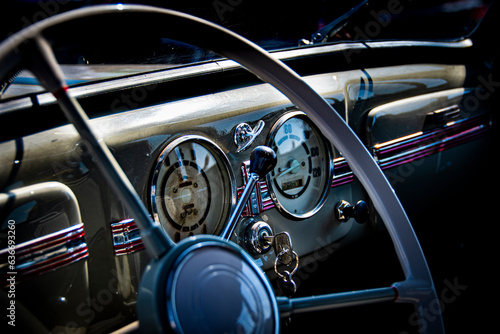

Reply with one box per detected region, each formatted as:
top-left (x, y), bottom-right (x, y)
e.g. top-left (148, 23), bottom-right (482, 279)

top-left (234, 120), bottom-right (265, 153)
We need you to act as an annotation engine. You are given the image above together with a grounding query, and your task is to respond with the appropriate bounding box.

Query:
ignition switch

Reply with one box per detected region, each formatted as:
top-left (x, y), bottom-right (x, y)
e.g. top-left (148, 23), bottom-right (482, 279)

top-left (241, 219), bottom-right (273, 255)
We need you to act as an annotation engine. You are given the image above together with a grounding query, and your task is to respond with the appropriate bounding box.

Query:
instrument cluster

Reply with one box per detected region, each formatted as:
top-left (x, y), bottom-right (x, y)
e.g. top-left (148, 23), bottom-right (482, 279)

top-left (149, 111), bottom-right (335, 243)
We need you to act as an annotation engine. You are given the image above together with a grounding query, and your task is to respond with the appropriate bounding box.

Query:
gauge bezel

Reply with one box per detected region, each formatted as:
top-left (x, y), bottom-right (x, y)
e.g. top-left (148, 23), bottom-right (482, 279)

top-left (150, 135), bottom-right (236, 241)
top-left (266, 111), bottom-right (333, 220)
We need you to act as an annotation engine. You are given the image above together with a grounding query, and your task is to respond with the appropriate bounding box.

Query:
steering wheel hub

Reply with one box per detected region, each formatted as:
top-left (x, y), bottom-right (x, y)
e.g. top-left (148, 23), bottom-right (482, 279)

top-left (167, 245), bottom-right (277, 333)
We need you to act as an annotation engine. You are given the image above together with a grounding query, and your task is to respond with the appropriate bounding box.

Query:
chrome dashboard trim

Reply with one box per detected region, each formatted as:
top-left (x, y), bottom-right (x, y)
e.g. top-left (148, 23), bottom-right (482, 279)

top-left (110, 219), bottom-right (145, 256)
top-left (237, 161), bottom-right (275, 217)
top-left (332, 157), bottom-right (354, 188)
top-left (329, 113), bottom-right (491, 189)
top-left (374, 114), bottom-right (491, 170)
top-left (0, 223), bottom-right (88, 286)
top-left (364, 39), bottom-right (473, 49)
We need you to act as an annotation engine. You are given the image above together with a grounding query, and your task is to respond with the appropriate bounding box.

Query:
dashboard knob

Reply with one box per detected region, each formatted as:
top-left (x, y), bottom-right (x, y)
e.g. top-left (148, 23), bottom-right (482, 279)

top-left (335, 200), bottom-right (369, 223)
top-left (249, 146), bottom-right (277, 179)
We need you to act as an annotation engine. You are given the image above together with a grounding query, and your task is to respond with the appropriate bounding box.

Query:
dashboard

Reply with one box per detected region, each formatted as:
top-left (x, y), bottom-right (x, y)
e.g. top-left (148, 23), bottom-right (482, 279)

top-left (0, 44), bottom-right (494, 333)
top-left (0, 59), bottom-right (490, 268)
top-left (0, 2), bottom-right (497, 331)
top-left (25, 60), bottom-right (483, 273)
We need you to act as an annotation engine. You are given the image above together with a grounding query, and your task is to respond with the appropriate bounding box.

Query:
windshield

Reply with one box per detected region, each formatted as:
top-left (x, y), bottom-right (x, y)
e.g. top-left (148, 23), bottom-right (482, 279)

top-left (0, 0), bottom-right (493, 98)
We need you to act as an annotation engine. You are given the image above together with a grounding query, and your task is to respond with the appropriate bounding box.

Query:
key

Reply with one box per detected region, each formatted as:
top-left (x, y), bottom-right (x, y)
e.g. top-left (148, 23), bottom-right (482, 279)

top-left (272, 231), bottom-right (293, 266)
top-left (277, 271), bottom-right (297, 297)
top-left (271, 231), bottom-right (299, 297)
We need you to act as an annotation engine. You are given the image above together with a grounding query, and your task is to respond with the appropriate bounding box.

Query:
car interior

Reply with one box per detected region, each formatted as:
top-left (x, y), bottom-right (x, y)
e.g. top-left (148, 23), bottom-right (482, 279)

top-left (0, 1), bottom-right (498, 333)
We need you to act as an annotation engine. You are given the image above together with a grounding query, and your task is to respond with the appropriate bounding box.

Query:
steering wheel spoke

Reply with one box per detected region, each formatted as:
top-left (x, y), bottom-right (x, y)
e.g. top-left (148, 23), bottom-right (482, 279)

top-left (277, 286), bottom-right (397, 318)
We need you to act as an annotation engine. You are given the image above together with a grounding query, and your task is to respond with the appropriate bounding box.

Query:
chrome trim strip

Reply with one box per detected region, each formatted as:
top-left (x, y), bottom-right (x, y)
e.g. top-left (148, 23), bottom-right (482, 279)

top-left (110, 219), bottom-right (145, 256)
top-left (260, 182), bottom-right (275, 211)
top-left (374, 115), bottom-right (491, 170)
top-left (364, 39), bottom-right (473, 50)
top-left (332, 157), bottom-right (354, 188)
top-left (332, 114), bottom-right (491, 188)
top-left (237, 161), bottom-right (275, 216)
top-left (0, 223), bottom-right (88, 286)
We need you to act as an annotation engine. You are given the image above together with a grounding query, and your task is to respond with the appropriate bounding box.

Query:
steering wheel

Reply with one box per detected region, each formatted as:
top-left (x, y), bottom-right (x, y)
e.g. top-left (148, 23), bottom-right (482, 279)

top-left (0, 5), bottom-right (444, 333)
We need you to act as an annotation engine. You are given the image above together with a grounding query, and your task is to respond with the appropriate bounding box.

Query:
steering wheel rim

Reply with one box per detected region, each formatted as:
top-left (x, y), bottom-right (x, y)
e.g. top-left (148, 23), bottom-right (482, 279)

top-left (0, 4), bottom-right (444, 333)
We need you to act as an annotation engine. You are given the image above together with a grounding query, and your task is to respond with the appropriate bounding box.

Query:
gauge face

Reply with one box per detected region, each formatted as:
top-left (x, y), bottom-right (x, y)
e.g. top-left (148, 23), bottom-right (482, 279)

top-left (151, 136), bottom-right (235, 242)
top-left (267, 112), bottom-right (332, 219)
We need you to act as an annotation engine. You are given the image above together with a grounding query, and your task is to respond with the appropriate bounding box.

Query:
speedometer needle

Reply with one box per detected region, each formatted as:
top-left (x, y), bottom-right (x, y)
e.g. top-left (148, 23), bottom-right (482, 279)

top-left (276, 160), bottom-right (300, 179)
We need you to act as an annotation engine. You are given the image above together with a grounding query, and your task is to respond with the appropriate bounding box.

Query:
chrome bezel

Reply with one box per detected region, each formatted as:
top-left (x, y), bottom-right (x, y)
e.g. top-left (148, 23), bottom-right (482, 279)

top-left (150, 135), bottom-right (236, 240)
top-left (266, 111), bottom-right (333, 220)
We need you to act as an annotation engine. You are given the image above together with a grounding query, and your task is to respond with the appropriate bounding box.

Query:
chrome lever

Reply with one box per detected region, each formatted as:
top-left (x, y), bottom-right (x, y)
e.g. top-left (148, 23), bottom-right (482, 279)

top-left (220, 146), bottom-right (276, 240)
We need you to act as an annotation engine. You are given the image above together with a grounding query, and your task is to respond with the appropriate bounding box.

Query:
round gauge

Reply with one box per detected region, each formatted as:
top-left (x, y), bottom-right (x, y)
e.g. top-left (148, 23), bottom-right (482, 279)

top-left (150, 136), bottom-right (235, 242)
top-left (267, 112), bottom-right (333, 219)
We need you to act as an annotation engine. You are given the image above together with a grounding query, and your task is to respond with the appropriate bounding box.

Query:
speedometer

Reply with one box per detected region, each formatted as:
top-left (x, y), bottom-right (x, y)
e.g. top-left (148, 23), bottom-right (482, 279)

top-left (267, 112), bottom-right (333, 220)
top-left (150, 136), bottom-right (236, 242)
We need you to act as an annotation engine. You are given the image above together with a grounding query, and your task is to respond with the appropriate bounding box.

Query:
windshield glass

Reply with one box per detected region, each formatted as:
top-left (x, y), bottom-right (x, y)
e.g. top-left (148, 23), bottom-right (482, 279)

top-left (0, 0), bottom-right (493, 98)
